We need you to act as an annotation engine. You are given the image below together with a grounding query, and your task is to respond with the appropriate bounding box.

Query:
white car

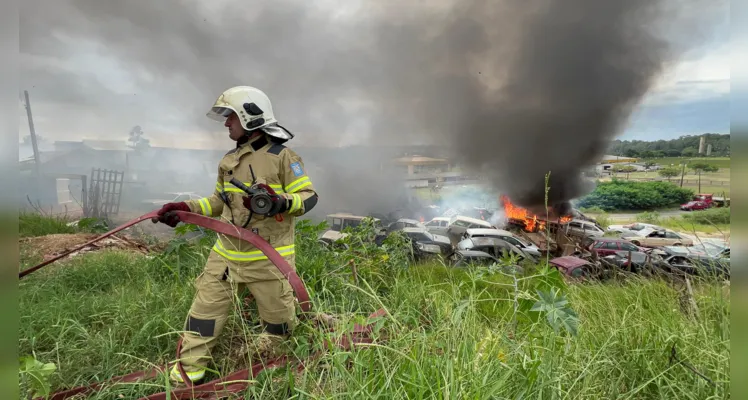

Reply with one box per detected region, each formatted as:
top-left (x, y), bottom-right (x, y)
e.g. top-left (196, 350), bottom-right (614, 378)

top-left (560, 219), bottom-right (605, 238)
top-left (445, 215), bottom-right (494, 238)
top-left (462, 228), bottom-right (542, 258)
top-left (607, 222), bottom-right (661, 236)
top-left (424, 217), bottom-right (452, 236)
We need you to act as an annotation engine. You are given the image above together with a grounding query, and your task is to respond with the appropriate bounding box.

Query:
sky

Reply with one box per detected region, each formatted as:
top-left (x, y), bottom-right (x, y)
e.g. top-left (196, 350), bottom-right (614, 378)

top-left (16, 0), bottom-right (732, 212)
top-left (18, 0), bottom-right (729, 148)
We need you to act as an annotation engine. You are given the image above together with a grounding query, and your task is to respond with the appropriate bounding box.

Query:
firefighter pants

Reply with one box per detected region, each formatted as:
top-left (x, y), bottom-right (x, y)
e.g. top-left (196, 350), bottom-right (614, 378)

top-left (177, 252), bottom-right (297, 372)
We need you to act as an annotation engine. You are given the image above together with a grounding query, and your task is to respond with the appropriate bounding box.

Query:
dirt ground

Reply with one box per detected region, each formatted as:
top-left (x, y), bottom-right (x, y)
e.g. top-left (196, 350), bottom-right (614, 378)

top-left (20, 232), bottom-right (162, 261)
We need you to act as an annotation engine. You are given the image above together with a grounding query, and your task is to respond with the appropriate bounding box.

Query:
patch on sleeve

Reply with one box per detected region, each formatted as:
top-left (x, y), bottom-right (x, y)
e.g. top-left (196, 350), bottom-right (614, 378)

top-left (290, 162), bottom-right (304, 177)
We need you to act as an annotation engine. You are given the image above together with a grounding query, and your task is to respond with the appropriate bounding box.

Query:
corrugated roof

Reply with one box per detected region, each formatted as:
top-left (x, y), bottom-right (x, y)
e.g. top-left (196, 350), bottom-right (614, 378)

top-left (82, 139), bottom-right (133, 151)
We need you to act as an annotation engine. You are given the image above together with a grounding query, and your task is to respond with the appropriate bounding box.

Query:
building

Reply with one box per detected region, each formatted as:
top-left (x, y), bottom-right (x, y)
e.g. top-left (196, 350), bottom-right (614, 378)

top-left (392, 155), bottom-right (452, 175)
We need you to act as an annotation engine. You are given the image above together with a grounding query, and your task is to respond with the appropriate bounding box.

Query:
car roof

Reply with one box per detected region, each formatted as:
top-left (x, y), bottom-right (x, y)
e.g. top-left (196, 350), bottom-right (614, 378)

top-left (465, 228), bottom-right (514, 236)
top-left (594, 237), bottom-right (632, 243)
top-left (469, 237), bottom-right (512, 246)
top-left (429, 217), bottom-right (451, 221)
top-left (326, 213), bottom-right (379, 221)
top-left (450, 215), bottom-right (492, 226)
top-left (402, 227), bottom-right (429, 234)
top-left (456, 249), bottom-right (497, 258)
top-left (396, 218), bottom-right (422, 224)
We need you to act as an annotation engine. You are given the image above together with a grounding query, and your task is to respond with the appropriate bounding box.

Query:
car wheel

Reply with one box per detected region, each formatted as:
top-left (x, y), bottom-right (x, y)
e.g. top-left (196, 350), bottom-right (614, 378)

top-left (631, 240), bottom-right (641, 246)
top-left (672, 242), bottom-right (682, 246)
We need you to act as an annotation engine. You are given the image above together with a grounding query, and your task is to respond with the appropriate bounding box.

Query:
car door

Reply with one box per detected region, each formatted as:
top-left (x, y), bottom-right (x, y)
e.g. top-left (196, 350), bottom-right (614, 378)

top-left (645, 231), bottom-right (665, 247)
top-left (619, 242), bottom-right (640, 253)
top-left (426, 220), bottom-right (446, 236)
top-left (664, 231), bottom-right (684, 245)
top-left (598, 242), bottom-right (620, 256)
top-left (448, 220), bottom-right (472, 237)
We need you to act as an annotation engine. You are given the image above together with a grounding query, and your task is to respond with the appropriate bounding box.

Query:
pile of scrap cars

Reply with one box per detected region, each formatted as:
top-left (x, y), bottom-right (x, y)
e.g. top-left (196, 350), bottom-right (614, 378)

top-left (317, 207), bottom-right (730, 281)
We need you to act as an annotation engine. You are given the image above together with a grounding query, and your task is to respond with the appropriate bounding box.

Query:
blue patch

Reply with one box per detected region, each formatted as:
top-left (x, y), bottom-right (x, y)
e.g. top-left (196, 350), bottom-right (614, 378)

top-left (290, 162), bottom-right (304, 177)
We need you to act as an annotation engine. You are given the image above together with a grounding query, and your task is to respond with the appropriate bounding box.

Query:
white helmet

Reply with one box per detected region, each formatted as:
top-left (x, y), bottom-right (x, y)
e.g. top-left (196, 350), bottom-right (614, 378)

top-left (206, 86), bottom-right (294, 140)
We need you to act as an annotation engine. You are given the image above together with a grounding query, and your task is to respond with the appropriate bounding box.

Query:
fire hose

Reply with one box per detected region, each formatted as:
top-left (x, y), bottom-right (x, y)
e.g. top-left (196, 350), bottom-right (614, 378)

top-left (20, 210), bottom-right (385, 400)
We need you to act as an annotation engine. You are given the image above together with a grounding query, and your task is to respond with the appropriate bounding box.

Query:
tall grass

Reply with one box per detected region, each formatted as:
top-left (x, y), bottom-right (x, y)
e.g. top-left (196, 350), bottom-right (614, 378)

top-left (18, 219), bottom-right (730, 399)
top-left (19, 212), bottom-right (77, 238)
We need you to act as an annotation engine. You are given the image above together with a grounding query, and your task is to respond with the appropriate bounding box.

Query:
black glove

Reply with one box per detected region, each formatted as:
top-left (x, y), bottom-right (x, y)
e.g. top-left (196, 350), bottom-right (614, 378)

top-left (151, 202), bottom-right (190, 227)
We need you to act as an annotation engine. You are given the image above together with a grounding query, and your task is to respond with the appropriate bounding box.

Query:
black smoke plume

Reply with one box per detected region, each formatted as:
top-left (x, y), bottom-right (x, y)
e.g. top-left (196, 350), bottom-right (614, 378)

top-left (21, 0), bottom-right (722, 214)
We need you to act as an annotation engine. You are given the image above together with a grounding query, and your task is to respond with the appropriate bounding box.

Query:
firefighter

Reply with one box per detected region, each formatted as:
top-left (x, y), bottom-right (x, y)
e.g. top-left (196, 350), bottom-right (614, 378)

top-left (153, 86), bottom-right (318, 383)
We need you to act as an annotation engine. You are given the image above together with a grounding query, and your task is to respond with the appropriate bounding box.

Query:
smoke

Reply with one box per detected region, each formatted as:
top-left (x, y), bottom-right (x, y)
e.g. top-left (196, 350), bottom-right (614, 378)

top-left (20, 0), bottom-right (723, 215)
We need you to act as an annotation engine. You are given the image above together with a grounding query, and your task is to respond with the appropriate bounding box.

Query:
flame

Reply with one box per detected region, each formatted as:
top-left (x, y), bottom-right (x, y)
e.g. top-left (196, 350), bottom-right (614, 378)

top-left (500, 195), bottom-right (572, 232)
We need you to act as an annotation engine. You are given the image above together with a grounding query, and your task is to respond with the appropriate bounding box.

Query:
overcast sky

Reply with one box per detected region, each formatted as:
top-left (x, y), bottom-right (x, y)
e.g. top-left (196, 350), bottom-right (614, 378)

top-left (18, 0), bottom-right (729, 148)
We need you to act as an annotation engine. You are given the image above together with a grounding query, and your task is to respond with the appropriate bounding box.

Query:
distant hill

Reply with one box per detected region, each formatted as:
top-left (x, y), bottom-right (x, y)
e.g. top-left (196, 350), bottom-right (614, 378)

top-left (608, 133), bottom-right (729, 158)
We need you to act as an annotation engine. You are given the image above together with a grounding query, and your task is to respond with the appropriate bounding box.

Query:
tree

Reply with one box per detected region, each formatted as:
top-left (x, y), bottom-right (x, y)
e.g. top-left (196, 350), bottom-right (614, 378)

top-left (612, 165), bottom-right (637, 179)
top-left (640, 150), bottom-right (655, 159)
top-left (681, 147), bottom-right (697, 157)
top-left (658, 166), bottom-right (680, 181)
top-left (665, 149), bottom-right (681, 157)
top-left (127, 125), bottom-right (150, 150)
top-left (689, 163), bottom-right (718, 193)
top-left (644, 161), bottom-right (657, 170)
top-left (623, 148), bottom-right (639, 158)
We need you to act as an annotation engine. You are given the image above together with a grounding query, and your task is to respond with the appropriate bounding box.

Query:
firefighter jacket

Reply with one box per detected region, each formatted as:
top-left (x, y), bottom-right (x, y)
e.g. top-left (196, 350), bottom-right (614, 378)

top-left (184, 134), bottom-right (317, 270)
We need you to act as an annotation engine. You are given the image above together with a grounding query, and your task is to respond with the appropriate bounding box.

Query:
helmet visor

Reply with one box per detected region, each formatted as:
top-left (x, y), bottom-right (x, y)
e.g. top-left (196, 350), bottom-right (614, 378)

top-left (206, 106), bottom-right (236, 122)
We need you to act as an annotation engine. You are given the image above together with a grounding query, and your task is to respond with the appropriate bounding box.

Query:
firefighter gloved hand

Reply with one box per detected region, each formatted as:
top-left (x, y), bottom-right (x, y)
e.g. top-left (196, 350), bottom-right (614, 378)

top-left (242, 184), bottom-right (288, 217)
top-left (152, 202), bottom-right (190, 227)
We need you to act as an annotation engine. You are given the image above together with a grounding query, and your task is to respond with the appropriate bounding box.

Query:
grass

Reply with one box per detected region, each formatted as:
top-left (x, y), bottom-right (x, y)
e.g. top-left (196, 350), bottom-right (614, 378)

top-left (643, 157), bottom-right (731, 169)
top-left (19, 212), bottom-right (77, 238)
top-left (18, 217), bottom-right (730, 399)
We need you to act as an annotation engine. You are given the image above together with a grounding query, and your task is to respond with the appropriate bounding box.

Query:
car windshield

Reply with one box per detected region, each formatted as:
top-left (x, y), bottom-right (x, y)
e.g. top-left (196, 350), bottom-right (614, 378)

top-left (421, 231), bottom-right (434, 241)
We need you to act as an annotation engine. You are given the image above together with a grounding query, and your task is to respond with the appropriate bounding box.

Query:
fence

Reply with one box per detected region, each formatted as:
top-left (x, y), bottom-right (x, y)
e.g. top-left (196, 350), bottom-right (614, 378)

top-left (624, 177), bottom-right (729, 186)
top-left (86, 168), bottom-right (124, 218)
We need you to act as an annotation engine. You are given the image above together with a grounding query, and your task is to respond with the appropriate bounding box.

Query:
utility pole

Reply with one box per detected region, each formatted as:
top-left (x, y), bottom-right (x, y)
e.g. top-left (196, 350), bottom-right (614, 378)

top-left (679, 162), bottom-right (687, 188)
top-left (24, 90), bottom-right (42, 177)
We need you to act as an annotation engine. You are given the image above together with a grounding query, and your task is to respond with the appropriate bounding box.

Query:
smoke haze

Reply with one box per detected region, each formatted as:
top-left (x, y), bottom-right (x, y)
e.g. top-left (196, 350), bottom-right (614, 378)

top-left (20, 0), bottom-right (725, 214)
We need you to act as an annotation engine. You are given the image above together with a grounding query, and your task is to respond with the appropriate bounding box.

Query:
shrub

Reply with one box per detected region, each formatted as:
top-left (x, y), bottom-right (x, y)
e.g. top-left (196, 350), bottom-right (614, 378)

top-left (681, 207), bottom-right (730, 225)
top-left (636, 211), bottom-right (660, 224)
top-left (576, 179), bottom-right (694, 211)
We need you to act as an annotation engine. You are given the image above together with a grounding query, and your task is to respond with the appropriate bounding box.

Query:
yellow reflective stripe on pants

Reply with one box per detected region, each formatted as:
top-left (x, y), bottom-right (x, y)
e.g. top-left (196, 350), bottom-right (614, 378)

top-left (212, 239), bottom-right (295, 262)
top-left (285, 176), bottom-right (311, 193)
top-left (198, 198), bottom-right (212, 216)
top-left (289, 193), bottom-right (302, 213)
top-left (223, 181), bottom-right (285, 194)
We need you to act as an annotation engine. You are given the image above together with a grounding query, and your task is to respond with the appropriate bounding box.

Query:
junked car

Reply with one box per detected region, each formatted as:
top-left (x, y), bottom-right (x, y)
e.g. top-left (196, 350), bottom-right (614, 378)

top-left (387, 218), bottom-right (427, 233)
top-left (606, 222), bottom-right (661, 236)
top-left (456, 236), bottom-right (538, 264)
top-left (559, 219), bottom-right (605, 238)
top-left (652, 246), bottom-right (730, 278)
top-left (448, 250), bottom-right (501, 268)
top-left (462, 228), bottom-right (542, 258)
top-left (399, 227), bottom-right (453, 258)
top-left (622, 228), bottom-right (694, 248)
top-left (318, 213), bottom-right (385, 247)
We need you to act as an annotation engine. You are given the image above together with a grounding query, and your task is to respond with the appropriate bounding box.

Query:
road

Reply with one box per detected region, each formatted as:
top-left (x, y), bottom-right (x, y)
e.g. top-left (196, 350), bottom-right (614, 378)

top-left (603, 210), bottom-right (688, 222)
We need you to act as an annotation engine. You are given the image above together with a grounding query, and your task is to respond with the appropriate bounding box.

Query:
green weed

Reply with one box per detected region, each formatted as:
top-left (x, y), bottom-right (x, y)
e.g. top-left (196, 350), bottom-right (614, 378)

top-left (18, 220), bottom-right (730, 399)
